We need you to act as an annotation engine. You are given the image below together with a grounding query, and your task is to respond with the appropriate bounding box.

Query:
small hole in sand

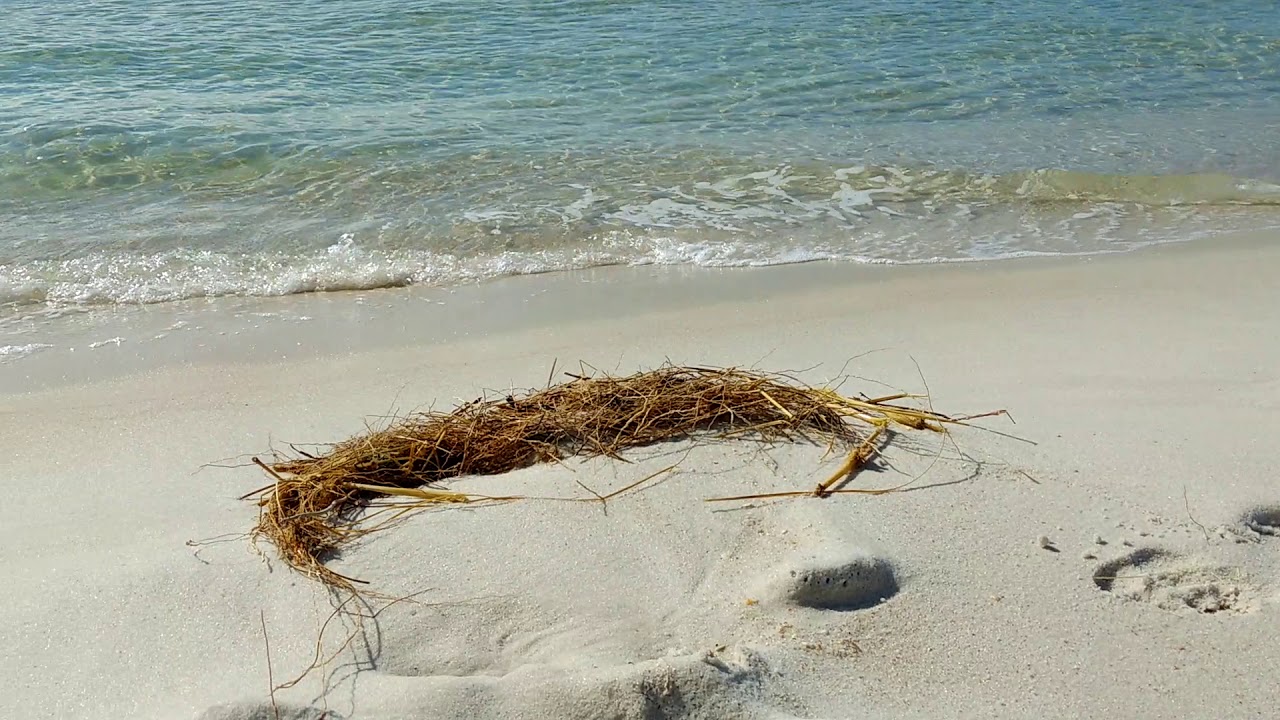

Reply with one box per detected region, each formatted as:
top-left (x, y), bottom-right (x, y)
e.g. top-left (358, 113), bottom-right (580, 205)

top-left (781, 556), bottom-right (898, 611)
top-left (1244, 505), bottom-right (1280, 536)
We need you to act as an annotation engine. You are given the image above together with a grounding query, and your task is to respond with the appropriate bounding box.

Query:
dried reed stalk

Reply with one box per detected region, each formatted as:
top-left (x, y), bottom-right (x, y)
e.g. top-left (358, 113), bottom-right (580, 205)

top-left (246, 365), bottom-right (978, 591)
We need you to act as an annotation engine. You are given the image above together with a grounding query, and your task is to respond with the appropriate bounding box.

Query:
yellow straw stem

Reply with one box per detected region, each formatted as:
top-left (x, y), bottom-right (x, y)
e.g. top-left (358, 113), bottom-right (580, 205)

top-left (347, 483), bottom-right (470, 503)
top-left (760, 390), bottom-right (794, 418)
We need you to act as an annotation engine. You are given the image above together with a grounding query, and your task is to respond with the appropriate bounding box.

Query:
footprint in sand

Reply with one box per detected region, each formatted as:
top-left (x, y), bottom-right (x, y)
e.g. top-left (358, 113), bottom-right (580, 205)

top-left (761, 546), bottom-right (899, 611)
top-left (1092, 548), bottom-right (1257, 615)
top-left (1242, 504), bottom-right (1280, 538)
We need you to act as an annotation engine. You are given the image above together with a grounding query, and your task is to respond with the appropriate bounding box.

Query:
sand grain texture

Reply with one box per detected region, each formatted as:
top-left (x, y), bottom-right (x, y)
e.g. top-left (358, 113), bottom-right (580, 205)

top-left (3, 233), bottom-right (1280, 719)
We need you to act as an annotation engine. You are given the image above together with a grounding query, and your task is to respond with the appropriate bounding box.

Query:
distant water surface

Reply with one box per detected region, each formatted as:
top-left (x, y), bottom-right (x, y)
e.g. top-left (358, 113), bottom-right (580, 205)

top-left (2, 0), bottom-right (1279, 313)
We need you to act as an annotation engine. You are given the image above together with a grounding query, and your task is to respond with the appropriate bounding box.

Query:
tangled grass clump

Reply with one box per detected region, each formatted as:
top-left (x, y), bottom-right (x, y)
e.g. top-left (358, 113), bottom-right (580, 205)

top-left (246, 364), bottom-right (991, 591)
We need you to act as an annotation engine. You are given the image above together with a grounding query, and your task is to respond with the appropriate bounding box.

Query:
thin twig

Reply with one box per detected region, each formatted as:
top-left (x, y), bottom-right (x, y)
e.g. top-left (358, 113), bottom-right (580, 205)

top-left (601, 463), bottom-right (680, 501)
top-left (573, 477), bottom-right (608, 513)
top-left (260, 610), bottom-right (280, 720)
top-left (705, 486), bottom-right (902, 503)
top-left (813, 424), bottom-right (885, 497)
top-left (1184, 486), bottom-right (1211, 542)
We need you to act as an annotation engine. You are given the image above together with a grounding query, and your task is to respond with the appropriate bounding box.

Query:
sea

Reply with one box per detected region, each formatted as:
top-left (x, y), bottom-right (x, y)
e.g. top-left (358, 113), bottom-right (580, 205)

top-left (3, 0), bottom-right (1279, 320)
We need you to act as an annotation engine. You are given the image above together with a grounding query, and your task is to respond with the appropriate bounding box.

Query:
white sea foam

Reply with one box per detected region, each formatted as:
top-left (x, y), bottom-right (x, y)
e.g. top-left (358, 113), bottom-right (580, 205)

top-left (0, 343), bottom-right (54, 363)
top-left (88, 337), bottom-right (125, 349)
top-left (0, 213), bottom-right (1273, 316)
top-left (2, 164), bottom-right (1278, 316)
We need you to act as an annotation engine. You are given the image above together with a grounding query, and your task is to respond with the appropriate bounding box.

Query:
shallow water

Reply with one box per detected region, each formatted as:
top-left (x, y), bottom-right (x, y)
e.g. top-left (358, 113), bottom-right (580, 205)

top-left (3, 0), bottom-right (1279, 312)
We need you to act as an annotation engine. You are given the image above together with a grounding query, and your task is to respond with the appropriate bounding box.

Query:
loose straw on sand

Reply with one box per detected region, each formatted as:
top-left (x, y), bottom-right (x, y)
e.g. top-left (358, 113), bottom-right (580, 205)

top-left (245, 365), bottom-right (997, 591)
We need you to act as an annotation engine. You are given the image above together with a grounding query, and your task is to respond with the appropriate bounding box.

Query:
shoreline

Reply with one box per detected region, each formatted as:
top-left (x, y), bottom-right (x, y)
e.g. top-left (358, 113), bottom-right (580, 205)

top-left (2, 227), bottom-right (1279, 719)
top-left (3, 228), bottom-right (1276, 394)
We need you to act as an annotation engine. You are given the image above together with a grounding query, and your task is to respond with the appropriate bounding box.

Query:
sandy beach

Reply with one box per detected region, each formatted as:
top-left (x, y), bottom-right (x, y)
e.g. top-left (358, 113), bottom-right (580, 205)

top-left (3, 232), bottom-right (1279, 719)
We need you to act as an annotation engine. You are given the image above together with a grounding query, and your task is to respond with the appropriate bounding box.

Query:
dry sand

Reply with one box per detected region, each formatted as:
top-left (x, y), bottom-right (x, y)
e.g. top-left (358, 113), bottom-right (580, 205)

top-left (3, 232), bottom-right (1279, 719)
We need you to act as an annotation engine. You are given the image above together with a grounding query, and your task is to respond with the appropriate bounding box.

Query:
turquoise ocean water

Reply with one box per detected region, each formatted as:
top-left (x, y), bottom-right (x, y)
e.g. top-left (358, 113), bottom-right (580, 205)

top-left (2, 0), bottom-right (1279, 313)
